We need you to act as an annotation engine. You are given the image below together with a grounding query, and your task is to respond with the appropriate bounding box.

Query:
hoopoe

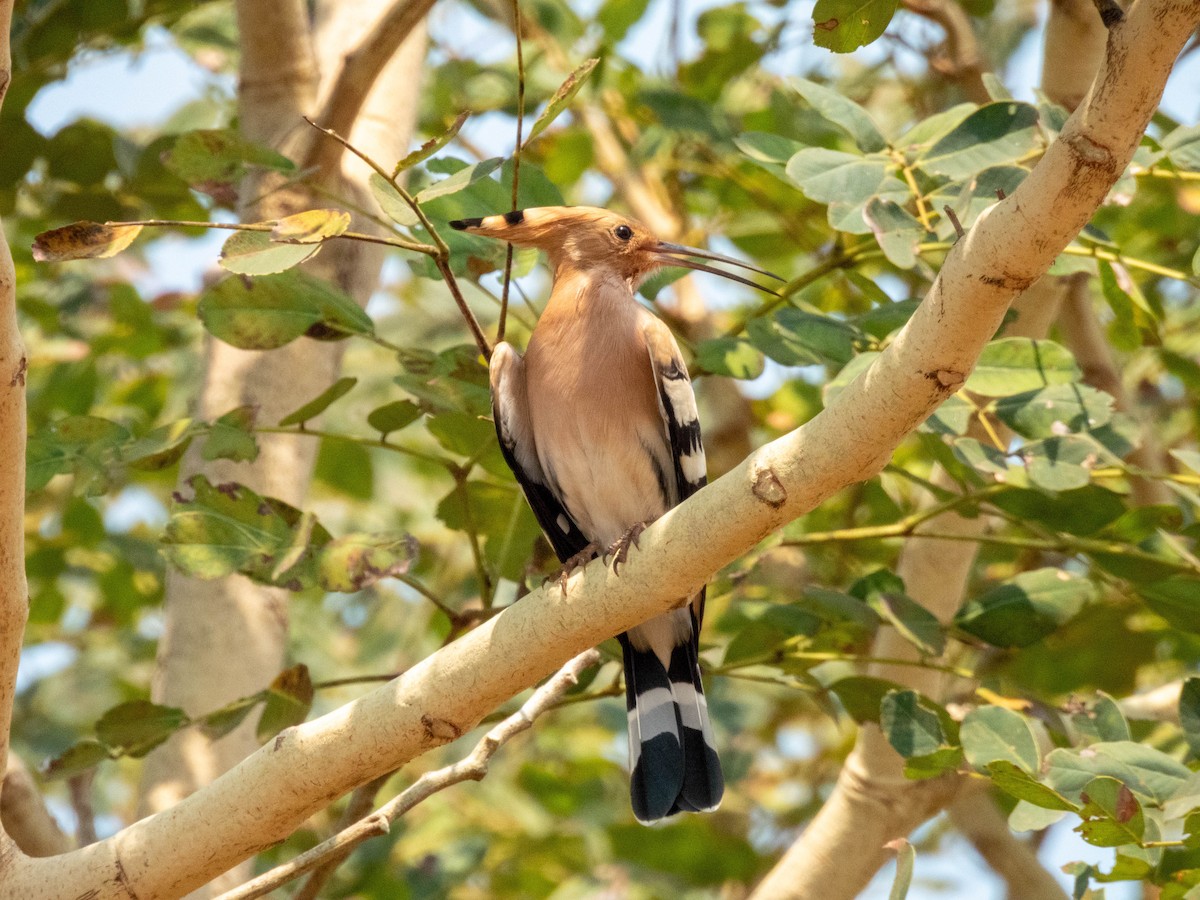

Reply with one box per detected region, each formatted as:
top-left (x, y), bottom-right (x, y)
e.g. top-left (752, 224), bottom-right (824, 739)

top-left (450, 206), bottom-right (781, 823)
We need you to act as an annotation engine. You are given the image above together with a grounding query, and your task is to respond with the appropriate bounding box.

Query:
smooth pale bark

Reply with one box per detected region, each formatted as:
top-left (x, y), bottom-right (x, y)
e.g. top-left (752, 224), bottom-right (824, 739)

top-left (0, 0), bottom-right (30, 874)
top-left (2, 754), bottom-right (71, 857)
top-left (750, 1), bottom-right (1195, 897)
top-left (138, 2), bottom-right (427, 895)
top-left (0, 3), bottom-right (1194, 895)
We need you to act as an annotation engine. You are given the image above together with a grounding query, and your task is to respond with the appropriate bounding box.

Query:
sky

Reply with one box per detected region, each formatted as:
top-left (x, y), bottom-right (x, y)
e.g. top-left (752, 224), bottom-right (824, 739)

top-left (16, 1), bottom-right (1198, 896)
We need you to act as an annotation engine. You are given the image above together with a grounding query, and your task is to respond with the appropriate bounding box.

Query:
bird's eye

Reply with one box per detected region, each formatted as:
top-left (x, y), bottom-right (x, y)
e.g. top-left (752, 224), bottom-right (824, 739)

top-left (614, 224), bottom-right (633, 241)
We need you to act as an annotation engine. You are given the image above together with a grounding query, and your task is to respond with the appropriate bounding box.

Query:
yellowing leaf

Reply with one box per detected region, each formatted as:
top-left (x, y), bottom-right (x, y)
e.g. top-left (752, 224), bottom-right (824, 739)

top-left (271, 209), bottom-right (351, 244)
top-left (32, 221), bottom-right (144, 262)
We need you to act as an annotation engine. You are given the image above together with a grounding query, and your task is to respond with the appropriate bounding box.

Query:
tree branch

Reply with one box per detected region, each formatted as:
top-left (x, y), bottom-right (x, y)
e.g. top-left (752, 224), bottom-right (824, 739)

top-left (2, 754), bottom-right (71, 857)
top-left (2, 2), bottom-right (1196, 896)
top-left (218, 650), bottom-right (601, 900)
top-left (0, 0), bottom-right (27, 779)
top-left (304, 0), bottom-right (438, 172)
top-left (948, 784), bottom-right (1069, 900)
top-left (748, 1), bottom-right (1200, 896)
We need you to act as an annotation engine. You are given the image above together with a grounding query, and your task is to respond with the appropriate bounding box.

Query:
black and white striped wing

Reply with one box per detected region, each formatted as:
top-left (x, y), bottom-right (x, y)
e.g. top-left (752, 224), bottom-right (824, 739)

top-left (490, 342), bottom-right (591, 563)
top-left (641, 315), bottom-right (707, 506)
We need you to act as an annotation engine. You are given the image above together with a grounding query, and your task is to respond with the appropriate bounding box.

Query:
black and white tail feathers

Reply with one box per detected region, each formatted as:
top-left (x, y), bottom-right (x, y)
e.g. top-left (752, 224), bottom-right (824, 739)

top-left (620, 598), bottom-right (724, 823)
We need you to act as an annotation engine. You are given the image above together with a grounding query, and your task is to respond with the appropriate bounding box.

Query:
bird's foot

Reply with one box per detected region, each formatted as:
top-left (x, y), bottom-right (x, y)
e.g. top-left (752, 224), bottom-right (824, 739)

top-left (552, 543), bottom-right (601, 596)
top-left (605, 521), bottom-right (651, 575)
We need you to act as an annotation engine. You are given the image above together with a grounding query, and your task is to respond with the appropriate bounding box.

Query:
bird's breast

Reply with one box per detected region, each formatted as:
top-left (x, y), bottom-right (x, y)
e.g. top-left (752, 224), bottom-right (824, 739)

top-left (523, 310), bottom-right (672, 546)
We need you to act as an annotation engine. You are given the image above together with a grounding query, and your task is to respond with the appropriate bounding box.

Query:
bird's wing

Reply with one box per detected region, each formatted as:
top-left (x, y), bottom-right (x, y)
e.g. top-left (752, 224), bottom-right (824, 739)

top-left (490, 341), bottom-right (592, 562)
top-left (640, 314), bottom-right (707, 505)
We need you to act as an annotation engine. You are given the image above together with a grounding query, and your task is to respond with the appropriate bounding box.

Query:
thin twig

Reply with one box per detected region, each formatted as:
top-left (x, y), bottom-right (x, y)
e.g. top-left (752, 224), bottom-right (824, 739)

top-left (498, 0), bottom-right (526, 344)
top-left (303, 116), bottom-right (495, 357)
top-left (294, 772), bottom-right (391, 900)
top-left (216, 650), bottom-right (602, 900)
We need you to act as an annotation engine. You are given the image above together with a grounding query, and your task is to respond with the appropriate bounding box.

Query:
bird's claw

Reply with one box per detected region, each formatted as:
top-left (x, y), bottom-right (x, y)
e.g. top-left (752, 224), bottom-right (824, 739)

top-left (605, 521), bottom-right (649, 575)
top-left (552, 543), bottom-right (601, 596)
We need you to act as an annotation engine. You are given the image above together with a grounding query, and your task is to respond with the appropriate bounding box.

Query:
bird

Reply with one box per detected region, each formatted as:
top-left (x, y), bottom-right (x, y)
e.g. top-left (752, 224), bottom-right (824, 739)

top-left (449, 206), bottom-right (781, 823)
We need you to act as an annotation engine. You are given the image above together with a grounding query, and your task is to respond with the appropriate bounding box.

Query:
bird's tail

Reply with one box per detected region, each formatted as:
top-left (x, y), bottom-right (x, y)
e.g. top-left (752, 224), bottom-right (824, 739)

top-left (619, 611), bottom-right (723, 824)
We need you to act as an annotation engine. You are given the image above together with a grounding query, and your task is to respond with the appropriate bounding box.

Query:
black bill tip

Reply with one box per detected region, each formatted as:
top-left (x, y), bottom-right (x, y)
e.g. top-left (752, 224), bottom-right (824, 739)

top-left (449, 217), bottom-right (483, 231)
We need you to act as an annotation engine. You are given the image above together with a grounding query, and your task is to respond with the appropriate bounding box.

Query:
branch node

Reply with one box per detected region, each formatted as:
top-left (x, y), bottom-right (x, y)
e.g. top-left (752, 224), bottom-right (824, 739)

top-left (420, 714), bottom-right (462, 742)
top-left (751, 464), bottom-right (787, 509)
top-left (1092, 0), bottom-right (1126, 28)
top-left (925, 368), bottom-right (966, 391)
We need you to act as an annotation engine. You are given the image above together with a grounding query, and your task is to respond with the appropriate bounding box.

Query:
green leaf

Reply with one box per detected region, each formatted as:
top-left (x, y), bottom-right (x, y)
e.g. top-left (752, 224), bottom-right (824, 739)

top-left (367, 400), bottom-right (422, 436)
top-left (1140, 577), bottom-right (1200, 633)
top-left (394, 111), bottom-right (469, 175)
top-left (863, 197), bottom-right (925, 269)
top-left (124, 419), bottom-right (201, 471)
top-left (1009, 800), bottom-right (1070, 832)
top-left (198, 271), bottom-right (372, 350)
top-left (994, 384), bottom-right (1114, 439)
top-left (597, 0), bottom-right (651, 40)
top-left (318, 532), bottom-right (417, 592)
top-left (966, 338), bottom-right (1080, 396)
top-left (903, 746), bottom-right (964, 780)
top-left (203, 405), bottom-right (259, 463)
top-left (791, 77), bottom-right (886, 152)
top-left (1182, 678), bottom-right (1200, 757)
top-left (828, 675), bottom-right (900, 723)
top-left (954, 567), bottom-right (1095, 648)
top-left (256, 664), bottom-right (314, 742)
top-left (42, 739), bottom-right (112, 780)
top-left (856, 577), bottom-right (943, 656)
top-left (162, 128), bottom-right (294, 186)
top-left (524, 58), bottom-right (600, 145)
top-left (747, 308), bottom-right (863, 367)
top-left (694, 337), bottom-right (765, 379)
top-left (32, 221), bottom-right (144, 262)
top-left (961, 706), bottom-right (1040, 774)
top-left (314, 437), bottom-right (374, 500)
top-left (811, 0), bottom-right (900, 52)
top-left (163, 475), bottom-right (312, 584)
top-left (1046, 741), bottom-right (1191, 805)
top-left (199, 694), bottom-right (263, 740)
top-left (786, 149), bottom-right (904, 206)
top-left (735, 131), bottom-right (805, 166)
top-left (1071, 692), bottom-right (1132, 745)
top-left (1077, 776), bottom-right (1145, 847)
top-left (219, 228), bottom-right (319, 275)
top-left (950, 436), bottom-right (1008, 474)
top-left (1098, 261), bottom-right (1152, 351)
top-left (278, 377), bottom-right (357, 426)
top-left (987, 760), bottom-right (1078, 811)
top-left (96, 700), bottom-right (189, 758)
top-left (370, 173), bottom-right (420, 227)
top-left (917, 102), bottom-right (1041, 179)
top-left (880, 690), bottom-right (945, 758)
top-left (1017, 435), bottom-right (1095, 492)
top-left (415, 157), bottom-right (503, 204)
top-left (271, 209), bottom-right (351, 244)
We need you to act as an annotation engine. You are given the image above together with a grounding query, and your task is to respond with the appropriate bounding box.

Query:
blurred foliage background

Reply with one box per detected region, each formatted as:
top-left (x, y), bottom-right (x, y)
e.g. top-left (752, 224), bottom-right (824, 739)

top-left (5, 0), bottom-right (1200, 896)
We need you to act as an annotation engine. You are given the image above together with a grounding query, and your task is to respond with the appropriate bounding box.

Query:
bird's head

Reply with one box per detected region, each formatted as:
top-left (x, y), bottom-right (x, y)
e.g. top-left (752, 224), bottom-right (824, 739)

top-left (450, 206), bottom-right (781, 295)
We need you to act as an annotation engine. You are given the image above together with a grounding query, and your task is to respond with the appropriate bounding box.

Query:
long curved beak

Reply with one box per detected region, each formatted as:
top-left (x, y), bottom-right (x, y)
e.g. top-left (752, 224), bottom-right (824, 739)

top-left (652, 241), bottom-right (784, 296)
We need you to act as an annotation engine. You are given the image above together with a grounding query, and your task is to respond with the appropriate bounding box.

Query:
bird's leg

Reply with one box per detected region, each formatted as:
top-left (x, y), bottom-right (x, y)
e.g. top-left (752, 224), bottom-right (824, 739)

top-left (605, 520), bottom-right (653, 575)
top-left (551, 542), bottom-right (601, 596)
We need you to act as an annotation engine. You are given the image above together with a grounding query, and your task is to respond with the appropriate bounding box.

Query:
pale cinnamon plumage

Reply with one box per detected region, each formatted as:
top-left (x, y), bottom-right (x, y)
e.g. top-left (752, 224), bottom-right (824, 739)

top-left (450, 206), bottom-right (780, 823)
